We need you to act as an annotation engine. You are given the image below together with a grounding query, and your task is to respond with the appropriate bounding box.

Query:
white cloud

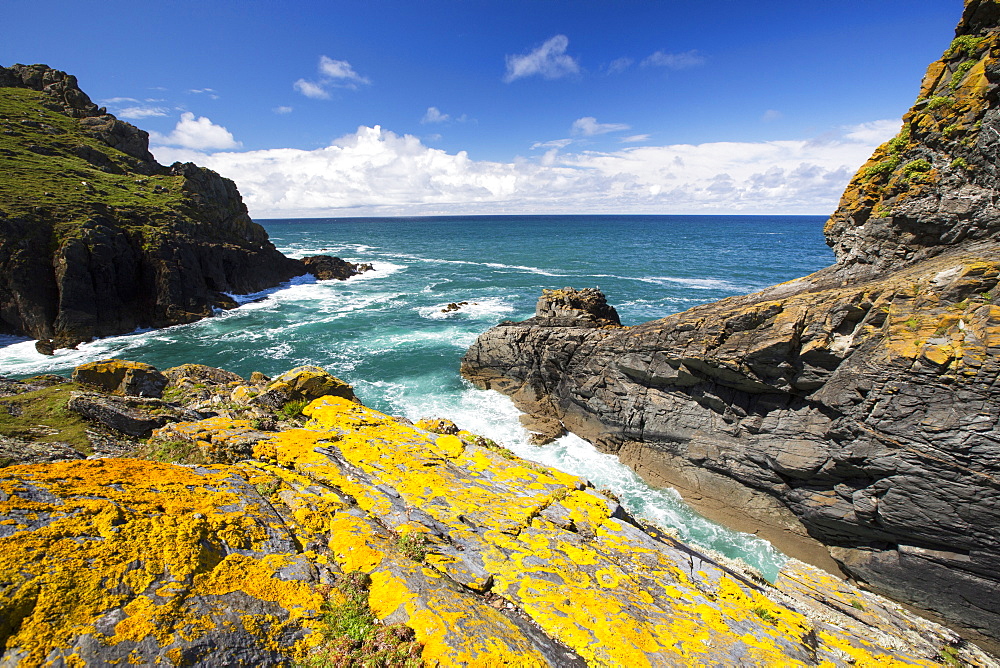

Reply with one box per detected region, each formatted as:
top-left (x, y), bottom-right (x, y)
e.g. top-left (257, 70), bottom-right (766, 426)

top-left (294, 55), bottom-right (371, 99)
top-left (102, 97), bottom-right (138, 105)
top-left (273, 106), bottom-right (294, 114)
top-left (318, 56), bottom-right (371, 86)
top-left (116, 106), bottom-right (170, 119)
top-left (149, 121), bottom-right (892, 218)
top-left (842, 119), bottom-right (902, 143)
top-left (572, 116), bottom-right (631, 136)
top-left (504, 35), bottom-right (580, 82)
top-left (761, 109), bottom-right (783, 122)
top-left (603, 57), bottom-right (634, 75)
top-left (148, 112), bottom-right (242, 150)
top-left (293, 78), bottom-right (330, 99)
top-left (530, 138), bottom-right (573, 150)
top-left (422, 107), bottom-right (450, 124)
top-left (642, 49), bottom-right (705, 69)
top-left (620, 134), bottom-right (651, 143)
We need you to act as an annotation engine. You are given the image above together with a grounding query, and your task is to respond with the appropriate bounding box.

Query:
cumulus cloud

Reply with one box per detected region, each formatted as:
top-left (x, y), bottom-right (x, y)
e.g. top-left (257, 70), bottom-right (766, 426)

top-left (317, 56), bottom-right (371, 86)
top-left (150, 121), bottom-right (895, 218)
top-left (504, 35), bottom-right (580, 82)
top-left (294, 55), bottom-right (370, 99)
top-left (293, 79), bottom-right (329, 99)
top-left (642, 49), bottom-right (705, 69)
top-left (571, 117), bottom-right (631, 136)
top-left (422, 107), bottom-right (450, 124)
top-left (148, 112), bottom-right (242, 150)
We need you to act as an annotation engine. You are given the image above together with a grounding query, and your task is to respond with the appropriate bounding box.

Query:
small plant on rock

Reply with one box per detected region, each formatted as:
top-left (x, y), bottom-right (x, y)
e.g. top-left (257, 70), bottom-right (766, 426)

top-left (394, 532), bottom-right (431, 563)
top-left (280, 399), bottom-right (309, 420)
top-left (751, 606), bottom-right (778, 623)
top-left (300, 571), bottom-right (423, 668)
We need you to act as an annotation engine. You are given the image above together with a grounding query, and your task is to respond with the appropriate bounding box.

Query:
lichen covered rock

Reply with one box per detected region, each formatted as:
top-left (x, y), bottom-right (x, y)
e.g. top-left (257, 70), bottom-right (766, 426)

top-left (460, 0), bottom-right (1000, 650)
top-left (2, 392), bottom-right (991, 666)
top-left (72, 358), bottom-right (167, 398)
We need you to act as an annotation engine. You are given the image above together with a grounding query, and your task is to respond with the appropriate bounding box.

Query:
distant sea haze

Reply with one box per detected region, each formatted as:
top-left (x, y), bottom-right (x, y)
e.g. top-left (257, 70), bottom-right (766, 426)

top-left (0, 214), bottom-right (834, 578)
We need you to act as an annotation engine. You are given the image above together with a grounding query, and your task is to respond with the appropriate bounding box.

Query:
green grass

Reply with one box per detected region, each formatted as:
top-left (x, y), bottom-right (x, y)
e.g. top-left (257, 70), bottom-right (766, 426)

top-left (279, 399), bottom-right (309, 420)
top-left (135, 438), bottom-right (205, 465)
top-left (300, 572), bottom-right (422, 668)
top-left (0, 381), bottom-right (92, 453)
top-left (393, 532), bottom-right (431, 563)
top-left (0, 87), bottom-right (198, 252)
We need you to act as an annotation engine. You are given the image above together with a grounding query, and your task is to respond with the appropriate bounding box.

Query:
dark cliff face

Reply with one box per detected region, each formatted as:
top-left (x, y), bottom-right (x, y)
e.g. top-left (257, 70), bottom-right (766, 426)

top-left (0, 64), bottom-right (305, 350)
top-left (461, 1), bottom-right (1000, 649)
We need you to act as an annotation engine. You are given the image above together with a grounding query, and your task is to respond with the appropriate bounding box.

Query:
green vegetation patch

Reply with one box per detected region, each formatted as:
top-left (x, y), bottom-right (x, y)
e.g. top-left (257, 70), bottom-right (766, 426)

top-left (902, 159), bottom-right (932, 177)
top-left (134, 438), bottom-right (206, 465)
top-left (863, 156), bottom-right (901, 179)
top-left (0, 381), bottom-right (91, 453)
top-left (946, 35), bottom-right (986, 59)
top-left (0, 87), bottom-right (190, 250)
top-left (950, 59), bottom-right (977, 89)
top-left (951, 156), bottom-right (970, 170)
top-left (393, 532), bottom-right (431, 563)
top-left (925, 96), bottom-right (954, 110)
top-left (301, 572), bottom-right (422, 668)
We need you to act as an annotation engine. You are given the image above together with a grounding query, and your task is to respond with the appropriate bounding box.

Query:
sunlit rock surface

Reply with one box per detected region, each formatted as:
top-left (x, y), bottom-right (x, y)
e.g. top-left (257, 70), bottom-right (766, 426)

top-left (1, 392), bottom-right (994, 665)
top-left (462, 0), bottom-right (1000, 649)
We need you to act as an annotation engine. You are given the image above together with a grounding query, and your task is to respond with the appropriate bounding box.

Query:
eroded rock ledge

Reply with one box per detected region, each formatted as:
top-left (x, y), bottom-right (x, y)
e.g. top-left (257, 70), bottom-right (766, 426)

top-left (461, 0), bottom-right (1000, 650)
top-left (1, 359), bottom-right (995, 665)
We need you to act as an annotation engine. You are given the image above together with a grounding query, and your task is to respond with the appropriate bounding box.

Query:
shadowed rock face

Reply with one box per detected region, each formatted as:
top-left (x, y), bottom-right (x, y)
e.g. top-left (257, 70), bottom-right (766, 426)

top-left (462, 0), bottom-right (1000, 648)
top-left (0, 64), bottom-right (306, 351)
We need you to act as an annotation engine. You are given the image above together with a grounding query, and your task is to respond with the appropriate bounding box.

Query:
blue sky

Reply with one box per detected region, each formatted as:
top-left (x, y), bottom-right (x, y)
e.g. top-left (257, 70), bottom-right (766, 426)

top-left (4, 1), bottom-right (964, 217)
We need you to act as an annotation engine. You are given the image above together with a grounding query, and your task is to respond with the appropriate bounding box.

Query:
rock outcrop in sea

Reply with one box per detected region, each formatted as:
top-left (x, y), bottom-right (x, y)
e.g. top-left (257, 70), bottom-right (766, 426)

top-left (0, 64), bottom-right (370, 354)
top-left (461, 0), bottom-right (1000, 649)
top-left (2, 359), bottom-right (994, 665)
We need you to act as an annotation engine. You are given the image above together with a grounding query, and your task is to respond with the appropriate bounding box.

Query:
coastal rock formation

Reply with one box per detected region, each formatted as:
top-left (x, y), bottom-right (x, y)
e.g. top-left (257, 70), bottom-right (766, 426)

top-left (0, 63), bottom-right (306, 353)
top-left (301, 254), bottom-right (374, 281)
top-left (1, 360), bottom-right (994, 665)
top-left (462, 0), bottom-right (1000, 649)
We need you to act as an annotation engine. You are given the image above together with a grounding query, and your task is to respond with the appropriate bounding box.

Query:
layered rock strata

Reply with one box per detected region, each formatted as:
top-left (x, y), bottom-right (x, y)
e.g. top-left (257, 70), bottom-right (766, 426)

top-left (0, 64), bottom-right (306, 352)
top-left (1, 360), bottom-right (994, 665)
top-left (462, 0), bottom-right (1000, 648)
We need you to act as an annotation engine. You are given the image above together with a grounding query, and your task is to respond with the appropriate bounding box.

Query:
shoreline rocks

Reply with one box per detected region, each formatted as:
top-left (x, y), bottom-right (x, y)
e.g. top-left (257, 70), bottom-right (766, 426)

top-left (2, 357), bottom-right (995, 665)
top-left (461, 1), bottom-right (1000, 650)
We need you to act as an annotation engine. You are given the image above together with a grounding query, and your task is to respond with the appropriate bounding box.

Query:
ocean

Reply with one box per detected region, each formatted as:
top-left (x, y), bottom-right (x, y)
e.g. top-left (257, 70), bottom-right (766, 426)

top-left (0, 214), bottom-right (834, 580)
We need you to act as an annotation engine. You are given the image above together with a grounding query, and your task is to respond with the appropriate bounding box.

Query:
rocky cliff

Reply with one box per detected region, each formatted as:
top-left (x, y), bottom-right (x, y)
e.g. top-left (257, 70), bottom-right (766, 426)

top-left (1, 359), bottom-right (994, 666)
top-left (0, 64), bottom-right (307, 352)
top-left (461, 0), bottom-right (1000, 649)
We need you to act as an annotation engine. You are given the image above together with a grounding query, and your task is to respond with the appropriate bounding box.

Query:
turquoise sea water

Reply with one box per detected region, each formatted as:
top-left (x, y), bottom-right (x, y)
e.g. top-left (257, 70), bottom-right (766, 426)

top-left (0, 214), bottom-right (834, 580)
